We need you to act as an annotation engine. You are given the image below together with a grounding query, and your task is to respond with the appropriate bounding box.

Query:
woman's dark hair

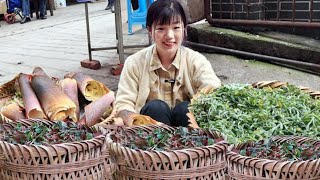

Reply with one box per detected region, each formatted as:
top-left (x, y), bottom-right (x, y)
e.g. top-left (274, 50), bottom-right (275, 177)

top-left (146, 0), bottom-right (187, 29)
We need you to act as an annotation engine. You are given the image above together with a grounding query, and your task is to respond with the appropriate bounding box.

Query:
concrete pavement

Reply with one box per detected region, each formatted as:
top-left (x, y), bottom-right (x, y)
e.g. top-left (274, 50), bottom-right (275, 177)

top-left (0, 0), bottom-right (319, 91)
top-left (0, 0), bottom-right (149, 90)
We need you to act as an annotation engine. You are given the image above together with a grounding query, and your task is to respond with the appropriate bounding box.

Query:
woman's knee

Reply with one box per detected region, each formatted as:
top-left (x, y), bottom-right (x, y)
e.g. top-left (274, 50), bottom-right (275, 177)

top-left (172, 101), bottom-right (190, 127)
top-left (143, 99), bottom-right (170, 111)
top-left (140, 99), bottom-right (171, 125)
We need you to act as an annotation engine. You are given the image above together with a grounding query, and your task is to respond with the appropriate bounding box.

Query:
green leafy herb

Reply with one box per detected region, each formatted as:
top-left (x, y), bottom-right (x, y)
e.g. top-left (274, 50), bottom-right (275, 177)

top-left (190, 84), bottom-right (320, 144)
top-left (239, 139), bottom-right (320, 161)
top-left (0, 121), bottom-right (97, 145)
top-left (115, 127), bottom-right (219, 151)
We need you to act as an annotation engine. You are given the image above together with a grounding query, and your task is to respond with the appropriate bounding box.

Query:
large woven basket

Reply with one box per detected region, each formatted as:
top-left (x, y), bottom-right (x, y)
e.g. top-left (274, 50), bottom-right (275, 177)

top-left (106, 125), bottom-right (228, 180)
top-left (252, 80), bottom-right (320, 98)
top-left (0, 76), bottom-right (17, 100)
top-left (0, 119), bottom-right (115, 180)
top-left (227, 136), bottom-right (320, 180)
top-left (0, 76), bottom-right (19, 124)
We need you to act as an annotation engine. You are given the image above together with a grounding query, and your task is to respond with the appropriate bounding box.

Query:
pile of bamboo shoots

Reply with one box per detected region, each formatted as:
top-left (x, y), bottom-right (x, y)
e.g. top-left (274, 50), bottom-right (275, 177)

top-left (0, 67), bottom-right (114, 127)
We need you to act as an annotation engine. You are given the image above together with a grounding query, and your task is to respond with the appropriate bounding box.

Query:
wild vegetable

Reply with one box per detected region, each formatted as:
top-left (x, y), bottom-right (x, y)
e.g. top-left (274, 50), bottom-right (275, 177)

top-left (114, 127), bottom-right (220, 151)
top-left (239, 139), bottom-right (320, 161)
top-left (190, 84), bottom-right (320, 144)
top-left (0, 121), bottom-right (96, 145)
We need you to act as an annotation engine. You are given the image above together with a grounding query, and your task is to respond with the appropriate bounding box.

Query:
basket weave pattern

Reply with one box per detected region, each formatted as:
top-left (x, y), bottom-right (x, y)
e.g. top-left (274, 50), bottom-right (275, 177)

top-left (0, 76), bottom-right (17, 99)
top-left (227, 136), bottom-right (320, 180)
top-left (226, 81), bottom-right (320, 179)
top-left (107, 125), bottom-right (227, 180)
top-left (252, 80), bottom-right (320, 98)
top-left (0, 119), bottom-right (114, 180)
top-left (0, 76), bottom-right (19, 124)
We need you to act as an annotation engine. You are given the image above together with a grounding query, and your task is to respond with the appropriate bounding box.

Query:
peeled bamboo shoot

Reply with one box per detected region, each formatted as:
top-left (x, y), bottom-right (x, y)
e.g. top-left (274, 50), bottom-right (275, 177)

top-left (57, 78), bottom-right (80, 120)
top-left (1, 102), bottom-right (25, 121)
top-left (18, 73), bottom-right (46, 119)
top-left (31, 74), bottom-right (77, 121)
top-left (82, 91), bottom-right (115, 127)
top-left (67, 72), bottom-right (110, 101)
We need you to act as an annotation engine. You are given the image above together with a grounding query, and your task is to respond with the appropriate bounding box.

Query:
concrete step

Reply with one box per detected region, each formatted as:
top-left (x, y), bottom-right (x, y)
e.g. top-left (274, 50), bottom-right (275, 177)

top-left (187, 23), bottom-right (320, 74)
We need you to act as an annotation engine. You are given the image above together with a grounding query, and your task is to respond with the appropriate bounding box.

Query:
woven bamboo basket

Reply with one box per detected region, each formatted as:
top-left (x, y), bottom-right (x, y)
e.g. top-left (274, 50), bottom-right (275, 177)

top-left (0, 76), bottom-right (19, 123)
top-left (106, 124), bottom-right (228, 180)
top-left (0, 119), bottom-right (115, 180)
top-left (0, 113), bottom-right (12, 124)
top-left (227, 136), bottom-right (320, 180)
top-left (0, 76), bottom-right (17, 100)
top-left (251, 80), bottom-right (320, 98)
top-left (226, 81), bottom-right (320, 179)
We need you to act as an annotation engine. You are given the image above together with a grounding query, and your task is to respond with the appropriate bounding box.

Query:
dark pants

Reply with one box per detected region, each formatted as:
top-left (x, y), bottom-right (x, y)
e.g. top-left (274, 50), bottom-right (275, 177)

top-left (107, 0), bottom-right (115, 6)
top-left (131, 0), bottom-right (138, 10)
top-left (140, 99), bottom-right (190, 127)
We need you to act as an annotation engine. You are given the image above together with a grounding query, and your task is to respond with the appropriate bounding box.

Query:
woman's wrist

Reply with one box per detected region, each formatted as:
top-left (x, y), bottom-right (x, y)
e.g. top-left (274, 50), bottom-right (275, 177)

top-left (116, 110), bottom-right (136, 126)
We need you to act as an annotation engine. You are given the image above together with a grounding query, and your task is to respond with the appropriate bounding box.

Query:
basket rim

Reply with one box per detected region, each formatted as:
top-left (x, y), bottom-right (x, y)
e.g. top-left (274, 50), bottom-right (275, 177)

top-left (106, 124), bottom-right (228, 160)
top-left (0, 76), bottom-right (18, 99)
top-left (193, 80), bottom-right (320, 145)
top-left (227, 136), bottom-right (320, 165)
top-left (107, 134), bottom-right (227, 152)
top-left (227, 151), bottom-right (320, 176)
top-left (252, 80), bottom-right (320, 98)
top-left (0, 119), bottom-right (107, 152)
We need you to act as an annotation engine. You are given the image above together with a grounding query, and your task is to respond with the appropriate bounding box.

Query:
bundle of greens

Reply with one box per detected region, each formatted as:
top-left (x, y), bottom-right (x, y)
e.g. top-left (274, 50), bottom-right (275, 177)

top-left (0, 121), bottom-right (97, 145)
top-left (239, 139), bottom-right (320, 161)
top-left (115, 127), bottom-right (221, 151)
top-left (189, 84), bottom-right (320, 144)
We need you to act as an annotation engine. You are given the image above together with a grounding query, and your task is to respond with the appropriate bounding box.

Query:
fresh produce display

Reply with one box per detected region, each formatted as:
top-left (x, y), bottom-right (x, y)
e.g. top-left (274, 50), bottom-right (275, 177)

top-left (0, 120), bottom-right (97, 145)
top-left (0, 92), bottom-right (25, 121)
top-left (113, 126), bottom-right (222, 151)
top-left (31, 71), bottom-right (77, 121)
top-left (0, 67), bottom-right (115, 127)
top-left (107, 125), bottom-right (228, 180)
top-left (190, 83), bottom-right (320, 144)
top-left (238, 139), bottom-right (320, 161)
top-left (65, 72), bottom-right (110, 102)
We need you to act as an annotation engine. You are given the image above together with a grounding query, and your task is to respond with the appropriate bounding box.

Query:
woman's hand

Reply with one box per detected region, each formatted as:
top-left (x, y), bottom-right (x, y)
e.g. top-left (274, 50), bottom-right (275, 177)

top-left (129, 114), bottom-right (161, 126)
top-left (117, 110), bottom-right (162, 126)
top-left (116, 110), bottom-right (135, 126)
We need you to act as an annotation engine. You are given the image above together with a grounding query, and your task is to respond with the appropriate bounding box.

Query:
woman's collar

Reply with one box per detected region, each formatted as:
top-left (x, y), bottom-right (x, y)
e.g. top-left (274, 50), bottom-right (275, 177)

top-left (149, 45), bottom-right (181, 71)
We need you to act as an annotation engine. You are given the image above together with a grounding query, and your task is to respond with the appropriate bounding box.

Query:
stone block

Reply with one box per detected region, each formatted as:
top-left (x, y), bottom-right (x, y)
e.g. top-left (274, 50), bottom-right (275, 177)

top-left (80, 59), bottom-right (101, 70)
top-left (177, 0), bottom-right (205, 23)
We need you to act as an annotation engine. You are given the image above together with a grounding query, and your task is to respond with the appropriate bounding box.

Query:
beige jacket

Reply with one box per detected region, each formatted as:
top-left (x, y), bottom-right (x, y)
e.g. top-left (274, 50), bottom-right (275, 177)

top-left (115, 45), bottom-right (221, 113)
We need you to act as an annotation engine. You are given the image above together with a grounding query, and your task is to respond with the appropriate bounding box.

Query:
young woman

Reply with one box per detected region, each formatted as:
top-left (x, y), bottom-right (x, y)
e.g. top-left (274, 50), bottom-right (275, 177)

top-left (115, 0), bottom-right (221, 127)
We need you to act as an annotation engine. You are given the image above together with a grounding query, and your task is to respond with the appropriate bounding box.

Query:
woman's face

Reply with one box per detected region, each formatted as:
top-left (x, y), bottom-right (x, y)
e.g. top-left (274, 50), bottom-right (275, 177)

top-left (150, 17), bottom-right (184, 57)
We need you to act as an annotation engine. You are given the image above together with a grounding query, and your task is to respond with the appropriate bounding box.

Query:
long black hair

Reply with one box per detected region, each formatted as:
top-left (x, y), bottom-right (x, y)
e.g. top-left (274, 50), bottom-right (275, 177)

top-left (146, 0), bottom-right (187, 29)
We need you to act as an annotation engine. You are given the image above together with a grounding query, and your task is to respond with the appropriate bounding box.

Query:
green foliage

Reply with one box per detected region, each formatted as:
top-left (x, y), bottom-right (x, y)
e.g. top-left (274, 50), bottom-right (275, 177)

top-left (240, 139), bottom-right (320, 161)
top-left (118, 127), bottom-right (218, 151)
top-left (0, 121), bottom-right (96, 145)
top-left (190, 84), bottom-right (320, 144)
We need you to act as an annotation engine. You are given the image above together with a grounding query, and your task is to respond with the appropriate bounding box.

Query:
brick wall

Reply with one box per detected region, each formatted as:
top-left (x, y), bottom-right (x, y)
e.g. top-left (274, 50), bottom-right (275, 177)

top-left (211, 0), bottom-right (320, 22)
